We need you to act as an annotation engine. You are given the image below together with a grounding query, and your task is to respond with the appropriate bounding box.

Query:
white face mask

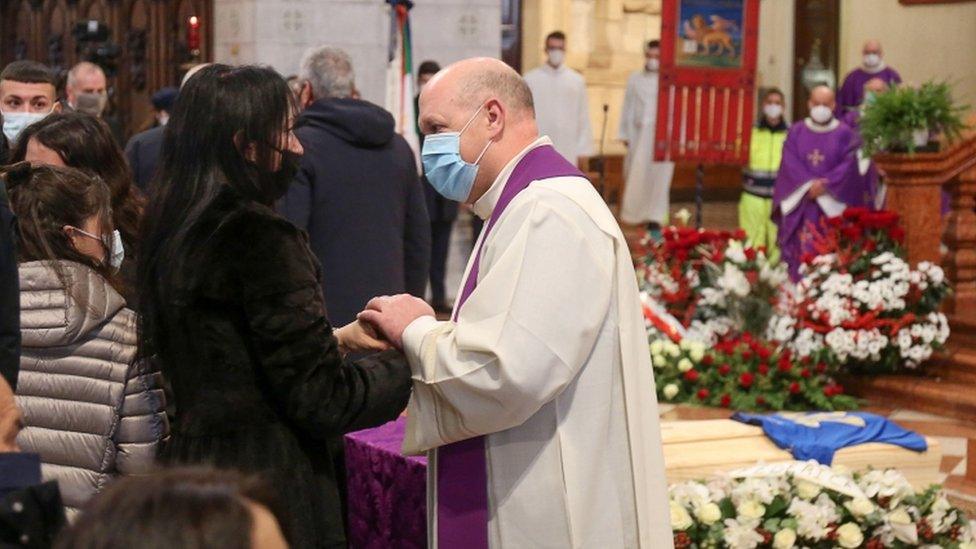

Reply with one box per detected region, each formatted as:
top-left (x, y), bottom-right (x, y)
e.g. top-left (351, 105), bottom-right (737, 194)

top-left (158, 112), bottom-right (170, 126)
top-left (809, 105), bottom-right (833, 125)
top-left (71, 227), bottom-right (125, 272)
top-left (763, 103), bottom-right (784, 120)
top-left (108, 229), bottom-right (124, 271)
top-left (863, 53), bottom-right (881, 69)
top-left (547, 49), bottom-right (565, 67)
top-left (1, 110), bottom-right (52, 144)
top-left (645, 58), bottom-right (660, 72)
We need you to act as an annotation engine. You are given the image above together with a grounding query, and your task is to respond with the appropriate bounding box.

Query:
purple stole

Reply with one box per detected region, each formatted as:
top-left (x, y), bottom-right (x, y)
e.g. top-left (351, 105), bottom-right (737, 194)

top-left (437, 144), bottom-right (585, 548)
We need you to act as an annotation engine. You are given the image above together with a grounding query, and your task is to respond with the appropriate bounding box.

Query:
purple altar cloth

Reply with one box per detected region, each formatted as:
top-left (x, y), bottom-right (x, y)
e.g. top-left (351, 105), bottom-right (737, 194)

top-left (344, 418), bottom-right (427, 549)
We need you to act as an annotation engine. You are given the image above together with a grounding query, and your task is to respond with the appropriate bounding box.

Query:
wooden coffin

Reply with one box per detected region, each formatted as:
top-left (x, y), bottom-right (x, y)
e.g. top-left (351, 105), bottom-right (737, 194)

top-left (661, 419), bottom-right (943, 489)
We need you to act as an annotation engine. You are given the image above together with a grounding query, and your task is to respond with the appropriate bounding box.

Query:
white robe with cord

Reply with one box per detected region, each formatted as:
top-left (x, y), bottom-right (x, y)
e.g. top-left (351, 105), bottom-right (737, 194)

top-left (524, 64), bottom-right (595, 164)
top-left (619, 69), bottom-right (675, 225)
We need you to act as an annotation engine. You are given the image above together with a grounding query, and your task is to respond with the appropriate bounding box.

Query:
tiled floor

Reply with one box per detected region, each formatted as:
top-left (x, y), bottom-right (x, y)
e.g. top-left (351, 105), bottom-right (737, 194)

top-left (874, 408), bottom-right (976, 513)
top-left (435, 198), bottom-right (976, 508)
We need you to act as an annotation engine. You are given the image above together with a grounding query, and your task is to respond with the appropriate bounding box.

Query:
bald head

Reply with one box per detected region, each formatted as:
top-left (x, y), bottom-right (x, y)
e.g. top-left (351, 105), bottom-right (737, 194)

top-left (181, 63), bottom-right (213, 88)
top-left (808, 85), bottom-right (836, 123)
top-left (421, 58), bottom-right (534, 125)
top-left (66, 61), bottom-right (105, 91)
top-left (809, 85), bottom-right (835, 106)
top-left (66, 61), bottom-right (107, 113)
top-left (864, 77), bottom-right (887, 95)
top-left (418, 57), bottom-right (540, 205)
top-left (862, 40), bottom-right (884, 70)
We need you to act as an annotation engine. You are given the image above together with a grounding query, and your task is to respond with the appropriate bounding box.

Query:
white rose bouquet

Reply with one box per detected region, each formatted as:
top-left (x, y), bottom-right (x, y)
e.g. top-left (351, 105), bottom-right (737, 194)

top-left (668, 463), bottom-right (974, 548)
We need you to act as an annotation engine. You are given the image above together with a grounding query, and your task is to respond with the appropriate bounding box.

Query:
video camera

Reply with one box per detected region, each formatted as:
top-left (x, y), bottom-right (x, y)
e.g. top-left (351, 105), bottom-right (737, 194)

top-left (72, 20), bottom-right (121, 77)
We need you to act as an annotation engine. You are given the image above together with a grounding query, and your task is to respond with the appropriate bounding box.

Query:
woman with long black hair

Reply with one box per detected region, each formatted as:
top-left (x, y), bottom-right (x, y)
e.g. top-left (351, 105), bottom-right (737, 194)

top-left (138, 64), bottom-right (413, 548)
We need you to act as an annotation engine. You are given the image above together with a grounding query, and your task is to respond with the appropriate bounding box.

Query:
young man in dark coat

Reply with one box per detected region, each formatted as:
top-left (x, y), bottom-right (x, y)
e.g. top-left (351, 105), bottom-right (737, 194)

top-left (280, 46), bottom-right (430, 327)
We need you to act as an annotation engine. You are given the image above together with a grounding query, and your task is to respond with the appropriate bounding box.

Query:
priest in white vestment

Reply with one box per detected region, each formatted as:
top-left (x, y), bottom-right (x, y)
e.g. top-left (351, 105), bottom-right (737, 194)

top-left (619, 40), bottom-right (675, 227)
top-left (523, 31), bottom-right (595, 166)
top-left (360, 57), bottom-right (672, 549)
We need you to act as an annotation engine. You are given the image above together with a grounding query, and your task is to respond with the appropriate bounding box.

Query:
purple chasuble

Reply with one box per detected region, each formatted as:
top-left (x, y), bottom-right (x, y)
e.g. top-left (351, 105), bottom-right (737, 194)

top-left (837, 66), bottom-right (902, 114)
top-left (840, 110), bottom-right (882, 212)
top-left (437, 144), bottom-right (585, 548)
top-left (841, 109), bottom-right (861, 131)
top-left (772, 121), bottom-right (869, 281)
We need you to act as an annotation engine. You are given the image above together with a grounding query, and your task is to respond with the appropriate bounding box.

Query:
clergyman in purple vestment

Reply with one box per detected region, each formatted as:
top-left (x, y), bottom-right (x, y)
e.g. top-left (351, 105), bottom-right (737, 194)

top-left (773, 87), bottom-right (871, 281)
top-left (837, 39), bottom-right (901, 115)
top-left (843, 77), bottom-right (891, 211)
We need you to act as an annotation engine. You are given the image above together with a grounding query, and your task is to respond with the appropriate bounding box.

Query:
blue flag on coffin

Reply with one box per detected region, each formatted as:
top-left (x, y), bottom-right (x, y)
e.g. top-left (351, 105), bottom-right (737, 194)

top-left (731, 411), bottom-right (928, 465)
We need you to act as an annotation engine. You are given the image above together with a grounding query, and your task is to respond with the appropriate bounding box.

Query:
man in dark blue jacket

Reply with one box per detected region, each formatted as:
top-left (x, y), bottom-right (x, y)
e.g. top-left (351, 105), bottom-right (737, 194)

top-left (124, 86), bottom-right (178, 192)
top-left (280, 46), bottom-right (430, 327)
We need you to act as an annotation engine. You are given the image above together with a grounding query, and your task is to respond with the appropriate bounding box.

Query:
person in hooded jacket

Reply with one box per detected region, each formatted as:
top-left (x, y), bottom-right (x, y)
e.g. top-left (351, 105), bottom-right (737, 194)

top-left (280, 45), bottom-right (430, 328)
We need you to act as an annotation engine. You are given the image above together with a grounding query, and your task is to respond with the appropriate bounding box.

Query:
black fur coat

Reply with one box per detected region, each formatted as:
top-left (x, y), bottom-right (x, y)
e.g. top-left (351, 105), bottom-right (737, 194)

top-left (155, 186), bottom-right (411, 548)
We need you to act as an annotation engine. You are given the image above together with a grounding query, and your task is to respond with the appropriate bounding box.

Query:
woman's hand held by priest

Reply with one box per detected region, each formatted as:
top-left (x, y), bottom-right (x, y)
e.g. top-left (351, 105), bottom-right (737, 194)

top-left (357, 294), bottom-right (436, 351)
top-left (335, 320), bottom-right (393, 355)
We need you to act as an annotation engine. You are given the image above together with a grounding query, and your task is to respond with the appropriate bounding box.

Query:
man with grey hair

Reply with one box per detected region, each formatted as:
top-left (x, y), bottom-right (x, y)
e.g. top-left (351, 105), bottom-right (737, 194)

top-left (359, 57), bottom-right (671, 548)
top-left (66, 60), bottom-right (126, 144)
top-left (296, 45), bottom-right (355, 105)
top-left (65, 61), bottom-right (108, 117)
top-left (279, 45), bottom-right (430, 328)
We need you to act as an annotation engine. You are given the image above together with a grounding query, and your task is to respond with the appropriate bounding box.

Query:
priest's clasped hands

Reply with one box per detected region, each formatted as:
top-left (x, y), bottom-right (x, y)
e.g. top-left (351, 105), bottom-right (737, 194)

top-left (334, 294), bottom-right (435, 354)
top-left (808, 177), bottom-right (829, 198)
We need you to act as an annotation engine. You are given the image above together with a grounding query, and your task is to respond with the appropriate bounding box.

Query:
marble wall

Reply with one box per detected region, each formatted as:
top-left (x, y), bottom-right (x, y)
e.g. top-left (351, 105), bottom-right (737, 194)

top-left (213, 0), bottom-right (501, 107)
top-left (839, 0), bottom-right (976, 106)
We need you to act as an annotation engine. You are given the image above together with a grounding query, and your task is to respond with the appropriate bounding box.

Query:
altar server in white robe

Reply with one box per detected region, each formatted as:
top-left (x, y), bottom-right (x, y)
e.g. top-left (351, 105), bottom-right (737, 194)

top-left (619, 40), bottom-right (675, 228)
top-left (360, 57), bottom-right (672, 549)
top-left (523, 31), bottom-right (595, 166)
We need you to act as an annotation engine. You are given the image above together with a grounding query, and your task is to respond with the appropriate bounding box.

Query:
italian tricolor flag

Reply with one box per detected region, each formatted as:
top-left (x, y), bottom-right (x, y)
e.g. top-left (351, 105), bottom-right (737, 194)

top-left (385, 0), bottom-right (421, 173)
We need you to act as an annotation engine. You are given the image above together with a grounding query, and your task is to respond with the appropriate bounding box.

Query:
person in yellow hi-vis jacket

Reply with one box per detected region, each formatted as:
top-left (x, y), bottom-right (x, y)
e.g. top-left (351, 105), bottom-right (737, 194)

top-left (740, 88), bottom-right (788, 263)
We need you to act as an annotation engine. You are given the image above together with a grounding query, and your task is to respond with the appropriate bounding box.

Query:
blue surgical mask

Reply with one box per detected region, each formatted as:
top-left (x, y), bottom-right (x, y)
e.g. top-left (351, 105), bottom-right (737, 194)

top-left (421, 105), bottom-right (493, 202)
top-left (2, 109), bottom-right (53, 144)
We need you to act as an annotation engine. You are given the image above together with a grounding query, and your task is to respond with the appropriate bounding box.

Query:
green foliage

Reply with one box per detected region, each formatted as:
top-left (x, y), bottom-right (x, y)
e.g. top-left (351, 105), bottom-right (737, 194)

top-left (859, 81), bottom-right (969, 155)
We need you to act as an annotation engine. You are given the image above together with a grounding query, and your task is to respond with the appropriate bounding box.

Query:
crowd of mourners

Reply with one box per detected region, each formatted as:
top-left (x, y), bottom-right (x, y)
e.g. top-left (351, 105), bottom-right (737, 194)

top-left (0, 50), bottom-right (441, 549)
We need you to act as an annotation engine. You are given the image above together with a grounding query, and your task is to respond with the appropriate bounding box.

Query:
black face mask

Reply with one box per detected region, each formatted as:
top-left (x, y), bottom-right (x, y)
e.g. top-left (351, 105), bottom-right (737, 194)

top-left (247, 145), bottom-right (302, 204)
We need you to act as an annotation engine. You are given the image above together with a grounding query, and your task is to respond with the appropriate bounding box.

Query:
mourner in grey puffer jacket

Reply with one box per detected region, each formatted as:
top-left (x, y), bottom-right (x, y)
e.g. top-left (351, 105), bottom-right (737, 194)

top-left (15, 260), bottom-right (168, 517)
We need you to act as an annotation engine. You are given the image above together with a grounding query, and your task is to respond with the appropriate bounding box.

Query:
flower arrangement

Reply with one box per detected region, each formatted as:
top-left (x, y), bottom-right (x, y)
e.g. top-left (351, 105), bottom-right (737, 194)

top-left (639, 225), bottom-right (789, 345)
top-left (669, 461), bottom-right (975, 549)
top-left (769, 208), bottom-right (951, 374)
top-left (650, 326), bottom-right (857, 412)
